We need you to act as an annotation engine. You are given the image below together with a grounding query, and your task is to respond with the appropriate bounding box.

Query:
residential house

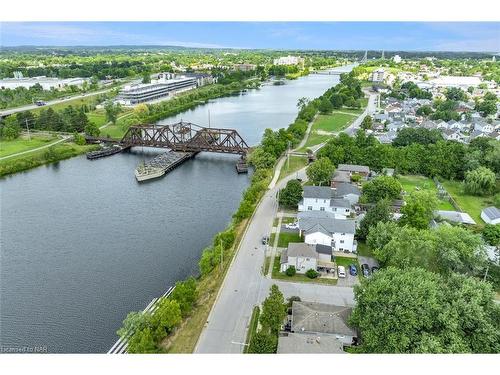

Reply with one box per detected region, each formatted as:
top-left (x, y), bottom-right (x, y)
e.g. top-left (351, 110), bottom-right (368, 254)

top-left (288, 301), bottom-right (357, 346)
top-left (481, 207), bottom-right (500, 225)
top-left (332, 182), bottom-right (361, 205)
top-left (331, 170), bottom-right (351, 187)
top-left (474, 122), bottom-right (495, 134)
top-left (441, 128), bottom-right (464, 142)
top-left (280, 243), bottom-right (318, 274)
top-left (298, 186), bottom-right (352, 217)
top-left (337, 164), bottom-right (370, 179)
top-left (277, 333), bottom-right (346, 354)
top-left (298, 215), bottom-right (357, 252)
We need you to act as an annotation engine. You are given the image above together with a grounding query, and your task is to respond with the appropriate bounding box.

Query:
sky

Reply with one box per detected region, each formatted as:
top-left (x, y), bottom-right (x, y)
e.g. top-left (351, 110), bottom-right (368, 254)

top-left (1, 22), bottom-right (499, 52)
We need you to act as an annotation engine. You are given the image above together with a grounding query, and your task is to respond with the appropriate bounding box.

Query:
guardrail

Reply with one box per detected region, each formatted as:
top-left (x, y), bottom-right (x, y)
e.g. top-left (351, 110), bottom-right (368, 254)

top-left (108, 285), bottom-right (176, 354)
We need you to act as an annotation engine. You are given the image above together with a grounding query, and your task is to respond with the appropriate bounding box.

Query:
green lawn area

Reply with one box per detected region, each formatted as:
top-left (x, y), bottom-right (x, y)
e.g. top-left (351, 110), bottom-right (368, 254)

top-left (278, 155), bottom-right (307, 180)
top-left (30, 94), bottom-right (103, 115)
top-left (87, 111), bottom-right (108, 127)
top-left (441, 180), bottom-right (497, 224)
top-left (312, 113), bottom-right (355, 132)
top-left (300, 131), bottom-right (332, 150)
top-left (0, 135), bottom-right (58, 158)
top-left (398, 174), bottom-right (455, 211)
top-left (271, 256), bottom-right (337, 285)
top-left (277, 231), bottom-right (303, 248)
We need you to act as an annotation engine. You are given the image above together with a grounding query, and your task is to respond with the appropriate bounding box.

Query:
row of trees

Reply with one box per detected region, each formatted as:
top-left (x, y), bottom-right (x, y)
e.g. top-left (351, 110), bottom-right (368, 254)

top-left (118, 277), bottom-right (197, 353)
top-left (247, 285), bottom-right (287, 353)
top-left (317, 129), bottom-right (499, 182)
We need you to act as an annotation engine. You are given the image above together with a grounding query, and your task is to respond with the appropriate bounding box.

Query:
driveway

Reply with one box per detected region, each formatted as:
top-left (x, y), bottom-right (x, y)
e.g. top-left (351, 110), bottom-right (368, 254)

top-left (358, 256), bottom-right (379, 269)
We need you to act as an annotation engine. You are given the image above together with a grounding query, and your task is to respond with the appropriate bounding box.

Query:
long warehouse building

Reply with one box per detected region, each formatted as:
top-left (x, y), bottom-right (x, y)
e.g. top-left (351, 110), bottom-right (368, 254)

top-left (116, 75), bottom-right (198, 105)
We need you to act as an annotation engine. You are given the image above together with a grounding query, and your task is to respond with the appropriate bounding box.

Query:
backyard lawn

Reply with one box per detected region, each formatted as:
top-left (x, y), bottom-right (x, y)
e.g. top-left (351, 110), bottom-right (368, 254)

top-left (299, 131), bottom-right (332, 151)
top-left (356, 241), bottom-right (374, 257)
top-left (398, 175), bottom-right (455, 211)
top-left (277, 231), bottom-right (302, 248)
top-left (334, 256), bottom-right (361, 272)
top-left (441, 180), bottom-right (497, 224)
top-left (271, 256), bottom-right (337, 285)
top-left (0, 134), bottom-right (58, 158)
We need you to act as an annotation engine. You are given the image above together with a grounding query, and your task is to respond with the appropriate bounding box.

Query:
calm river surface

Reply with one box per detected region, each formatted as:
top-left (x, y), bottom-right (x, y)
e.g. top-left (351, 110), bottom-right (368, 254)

top-left (0, 68), bottom-right (348, 353)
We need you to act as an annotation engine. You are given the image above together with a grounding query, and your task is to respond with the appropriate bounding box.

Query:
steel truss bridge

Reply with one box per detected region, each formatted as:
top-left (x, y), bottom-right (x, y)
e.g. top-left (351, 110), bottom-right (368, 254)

top-left (88, 121), bottom-right (250, 155)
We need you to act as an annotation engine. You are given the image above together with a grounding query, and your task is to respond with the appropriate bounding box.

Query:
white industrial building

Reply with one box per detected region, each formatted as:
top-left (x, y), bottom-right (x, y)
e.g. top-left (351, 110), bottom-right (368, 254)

top-left (417, 75), bottom-right (482, 89)
top-left (273, 55), bottom-right (305, 66)
top-left (116, 74), bottom-right (198, 105)
top-left (0, 76), bottom-right (88, 90)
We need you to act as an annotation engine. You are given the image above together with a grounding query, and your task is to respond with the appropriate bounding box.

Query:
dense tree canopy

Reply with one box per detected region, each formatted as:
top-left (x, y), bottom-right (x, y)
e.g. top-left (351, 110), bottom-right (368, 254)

top-left (279, 179), bottom-right (303, 208)
top-left (361, 176), bottom-right (402, 203)
top-left (306, 157), bottom-right (334, 186)
top-left (399, 190), bottom-right (438, 229)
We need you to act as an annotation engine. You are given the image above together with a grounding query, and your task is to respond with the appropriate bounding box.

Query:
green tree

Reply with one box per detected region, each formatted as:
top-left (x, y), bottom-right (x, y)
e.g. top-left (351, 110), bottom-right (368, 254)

top-left (170, 277), bottom-right (198, 317)
top-left (104, 101), bottom-right (121, 124)
top-left (399, 190), bottom-right (438, 229)
top-left (84, 122), bottom-right (100, 137)
top-left (285, 266), bottom-right (296, 276)
top-left (279, 179), bottom-right (303, 208)
top-left (0, 116), bottom-right (21, 140)
top-left (360, 115), bottom-right (373, 130)
top-left (464, 166), bottom-right (496, 196)
top-left (318, 97), bottom-right (333, 114)
top-left (152, 299), bottom-right (182, 337)
top-left (142, 72), bottom-right (151, 84)
top-left (445, 87), bottom-right (467, 101)
top-left (357, 199), bottom-right (392, 240)
top-left (483, 224), bottom-right (500, 246)
top-left (259, 285), bottom-right (286, 335)
top-left (366, 221), bottom-right (399, 252)
top-left (361, 176), bottom-right (402, 203)
top-left (330, 93), bottom-right (343, 109)
top-left (350, 267), bottom-right (500, 353)
top-left (306, 157), bottom-right (334, 186)
top-left (117, 311), bottom-right (152, 338)
top-left (127, 327), bottom-right (158, 354)
top-left (247, 332), bottom-right (278, 354)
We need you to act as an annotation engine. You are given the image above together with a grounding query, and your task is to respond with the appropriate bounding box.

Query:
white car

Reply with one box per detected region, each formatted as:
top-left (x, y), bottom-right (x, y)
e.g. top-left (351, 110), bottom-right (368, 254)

top-left (285, 222), bottom-right (299, 230)
top-left (337, 265), bottom-right (346, 278)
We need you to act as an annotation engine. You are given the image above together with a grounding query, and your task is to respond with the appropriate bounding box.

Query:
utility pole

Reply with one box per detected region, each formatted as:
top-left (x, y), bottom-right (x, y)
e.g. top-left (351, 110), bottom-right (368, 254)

top-left (287, 141), bottom-right (291, 171)
top-left (25, 118), bottom-right (32, 141)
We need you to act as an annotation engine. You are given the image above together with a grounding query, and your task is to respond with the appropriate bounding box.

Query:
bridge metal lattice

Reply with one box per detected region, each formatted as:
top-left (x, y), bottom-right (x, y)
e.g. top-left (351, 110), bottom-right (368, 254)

top-left (120, 121), bottom-right (249, 155)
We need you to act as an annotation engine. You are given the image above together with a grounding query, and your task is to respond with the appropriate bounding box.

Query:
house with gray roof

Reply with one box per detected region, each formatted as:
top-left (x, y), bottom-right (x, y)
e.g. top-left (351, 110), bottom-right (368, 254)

top-left (481, 207), bottom-right (500, 225)
top-left (280, 243), bottom-right (318, 274)
top-left (277, 332), bottom-right (346, 354)
top-left (337, 164), bottom-right (370, 177)
top-left (435, 210), bottom-right (476, 225)
top-left (298, 186), bottom-right (353, 217)
top-left (299, 216), bottom-right (357, 253)
top-left (290, 301), bottom-right (357, 346)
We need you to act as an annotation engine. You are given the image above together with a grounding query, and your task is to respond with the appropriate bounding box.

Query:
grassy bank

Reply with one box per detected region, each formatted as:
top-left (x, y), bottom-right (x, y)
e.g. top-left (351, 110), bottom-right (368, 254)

top-left (278, 155), bottom-right (307, 181)
top-left (0, 142), bottom-right (99, 177)
top-left (0, 134), bottom-right (58, 158)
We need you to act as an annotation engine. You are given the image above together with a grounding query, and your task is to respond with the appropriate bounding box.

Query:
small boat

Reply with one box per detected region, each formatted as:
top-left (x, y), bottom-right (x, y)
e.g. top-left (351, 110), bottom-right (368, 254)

top-left (134, 163), bottom-right (165, 182)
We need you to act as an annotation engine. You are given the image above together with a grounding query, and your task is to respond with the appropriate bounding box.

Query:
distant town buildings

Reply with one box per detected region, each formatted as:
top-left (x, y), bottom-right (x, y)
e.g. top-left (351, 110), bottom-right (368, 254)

top-left (232, 63), bottom-right (257, 72)
top-left (0, 75), bottom-right (88, 90)
top-left (273, 55), bottom-right (305, 66)
top-left (370, 68), bottom-right (385, 83)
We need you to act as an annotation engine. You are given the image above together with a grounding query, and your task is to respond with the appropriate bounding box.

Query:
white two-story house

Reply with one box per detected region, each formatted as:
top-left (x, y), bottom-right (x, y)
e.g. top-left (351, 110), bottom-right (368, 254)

top-left (298, 186), bottom-right (352, 217)
top-left (298, 212), bottom-right (357, 253)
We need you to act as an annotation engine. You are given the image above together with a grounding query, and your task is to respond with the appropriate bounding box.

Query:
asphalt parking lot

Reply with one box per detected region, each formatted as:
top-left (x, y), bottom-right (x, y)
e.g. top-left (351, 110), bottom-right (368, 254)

top-left (358, 256), bottom-right (379, 269)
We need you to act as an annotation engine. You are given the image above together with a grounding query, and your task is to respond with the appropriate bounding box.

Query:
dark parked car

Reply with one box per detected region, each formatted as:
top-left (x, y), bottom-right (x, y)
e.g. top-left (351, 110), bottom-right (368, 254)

top-left (371, 266), bottom-right (380, 274)
top-left (262, 236), bottom-right (269, 245)
top-left (349, 264), bottom-right (358, 276)
top-left (361, 263), bottom-right (371, 277)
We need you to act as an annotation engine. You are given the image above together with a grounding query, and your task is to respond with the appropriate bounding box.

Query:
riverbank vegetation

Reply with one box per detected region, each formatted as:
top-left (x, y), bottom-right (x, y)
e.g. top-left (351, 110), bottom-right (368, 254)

top-left (0, 133), bottom-right (58, 158)
top-left (0, 141), bottom-right (99, 177)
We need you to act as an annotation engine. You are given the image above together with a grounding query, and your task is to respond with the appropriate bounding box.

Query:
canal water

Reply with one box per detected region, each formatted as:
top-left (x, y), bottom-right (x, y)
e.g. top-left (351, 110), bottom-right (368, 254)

top-left (0, 69), bottom-right (347, 353)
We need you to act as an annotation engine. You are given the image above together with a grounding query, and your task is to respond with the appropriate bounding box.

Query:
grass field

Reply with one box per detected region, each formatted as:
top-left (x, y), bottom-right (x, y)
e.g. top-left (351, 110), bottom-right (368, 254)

top-left (277, 232), bottom-right (303, 248)
top-left (312, 113), bottom-right (356, 132)
top-left (441, 180), bottom-right (497, 224)
top-left (300, 131), bottom-right (332, 150)
top-left (398, 175), bottom-right (455, 211)
top-left (0, 134), bottom-right (58, 158)
top-left (278, 155), bottom-right (307, 181)
top-left (271, 256), bottom-right (337, 285)
top-left (87, 111), bottom-right (108, 127)
top-left (356, 241), bottom-right (374, 257)
top-left (334, 256), bottom-right (361, 272)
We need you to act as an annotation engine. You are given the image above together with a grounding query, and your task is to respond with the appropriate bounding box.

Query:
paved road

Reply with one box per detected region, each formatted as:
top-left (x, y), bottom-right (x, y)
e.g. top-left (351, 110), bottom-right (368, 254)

top-left (194, 166), bottom-right (355, 353)
top-left (345, 91), bottom-right (378, 136)
top-left (0, 88), bottom-right (116, 117)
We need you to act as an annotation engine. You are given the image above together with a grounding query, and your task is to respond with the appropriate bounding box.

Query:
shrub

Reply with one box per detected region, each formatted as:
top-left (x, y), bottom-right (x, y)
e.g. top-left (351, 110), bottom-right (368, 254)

top-left (285, 266), bottom-right (296, 276)
top-left (305, 269), bottom-right (319, 279)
